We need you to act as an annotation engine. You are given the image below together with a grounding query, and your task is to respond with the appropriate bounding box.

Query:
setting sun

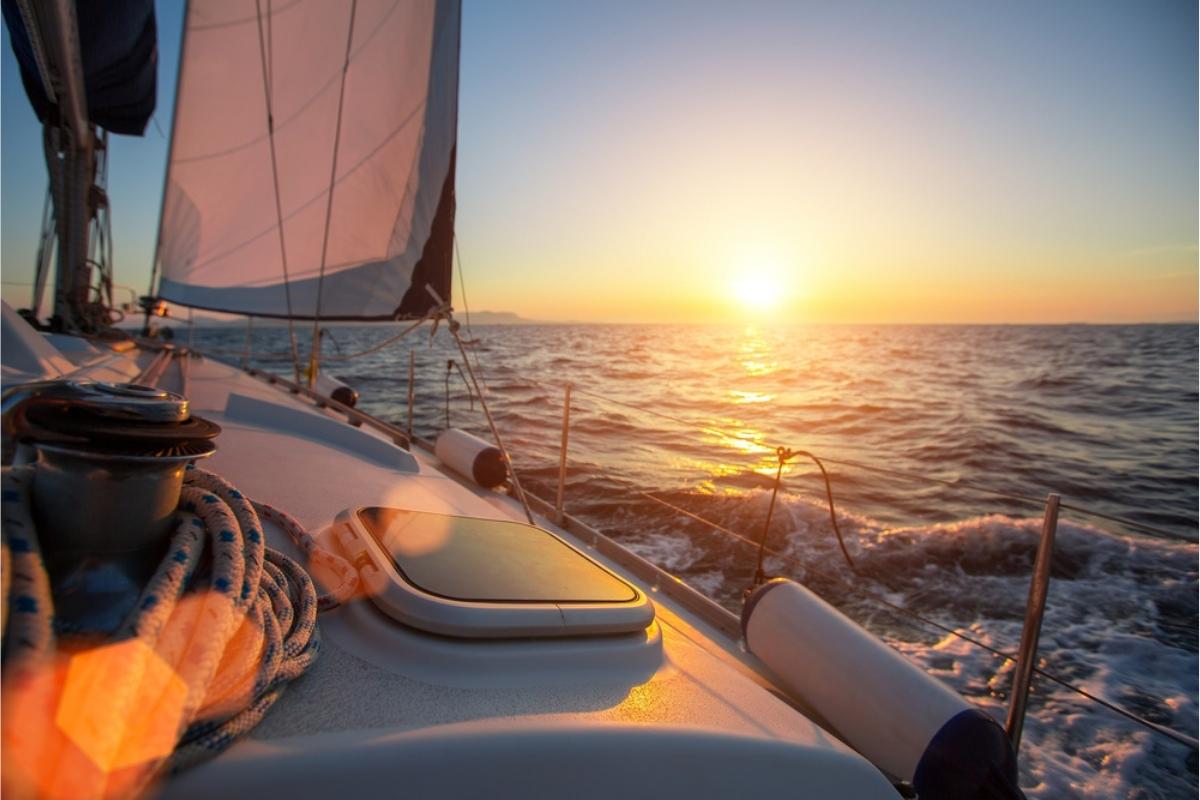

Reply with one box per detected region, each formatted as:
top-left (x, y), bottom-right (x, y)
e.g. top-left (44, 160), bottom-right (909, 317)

top-left (734, 274), bottom-right (780, 310)
top-left (728, 246), bottom-right (797, 317)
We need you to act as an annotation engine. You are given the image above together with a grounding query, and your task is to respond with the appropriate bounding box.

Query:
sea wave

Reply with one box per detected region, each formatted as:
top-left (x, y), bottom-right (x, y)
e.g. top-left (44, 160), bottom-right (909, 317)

top-left (618, 490), bottom-right (1198, 800)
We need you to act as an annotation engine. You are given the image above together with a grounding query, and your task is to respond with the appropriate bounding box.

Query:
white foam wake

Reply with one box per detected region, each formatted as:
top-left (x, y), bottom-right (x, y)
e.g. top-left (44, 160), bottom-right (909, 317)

top-left (621, 491), bottom-right (1198, 798)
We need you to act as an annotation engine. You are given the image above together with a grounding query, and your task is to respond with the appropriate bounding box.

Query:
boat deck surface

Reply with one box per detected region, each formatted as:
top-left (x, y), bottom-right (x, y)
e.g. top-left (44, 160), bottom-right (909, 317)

top-left (174, 353), bottom-right (842, 743)
top-left (3, 324), bottom-right (898, 797)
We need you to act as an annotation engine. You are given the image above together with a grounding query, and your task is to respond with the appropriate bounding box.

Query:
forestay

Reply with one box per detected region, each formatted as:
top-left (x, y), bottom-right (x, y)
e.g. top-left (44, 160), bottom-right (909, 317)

top-left (157, 0), bottom-right (460, 320)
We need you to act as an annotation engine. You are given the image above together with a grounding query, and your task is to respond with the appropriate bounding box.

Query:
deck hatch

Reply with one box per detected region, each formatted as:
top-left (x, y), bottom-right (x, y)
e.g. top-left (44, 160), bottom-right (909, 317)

top-left (357, 507), bottom-right (637, 603)
top-left (339, 506), bottom-right (653, 638)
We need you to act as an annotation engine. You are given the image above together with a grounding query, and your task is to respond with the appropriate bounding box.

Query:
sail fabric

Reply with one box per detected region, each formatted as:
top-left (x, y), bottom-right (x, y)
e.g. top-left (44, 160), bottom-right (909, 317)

top-left (157, 0), bottom-right (459, 319)
top-left (2, 0), bottom-right (158, 135)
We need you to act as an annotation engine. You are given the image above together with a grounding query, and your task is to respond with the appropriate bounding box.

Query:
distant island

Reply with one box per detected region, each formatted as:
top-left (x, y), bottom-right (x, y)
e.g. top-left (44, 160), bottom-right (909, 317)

top-left (454, 310), bottom-right (541, 325)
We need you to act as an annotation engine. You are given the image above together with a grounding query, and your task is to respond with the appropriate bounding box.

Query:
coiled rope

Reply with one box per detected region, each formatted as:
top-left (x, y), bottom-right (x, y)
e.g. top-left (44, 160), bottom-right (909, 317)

top-left (0, 464), bottom-right (356, 799)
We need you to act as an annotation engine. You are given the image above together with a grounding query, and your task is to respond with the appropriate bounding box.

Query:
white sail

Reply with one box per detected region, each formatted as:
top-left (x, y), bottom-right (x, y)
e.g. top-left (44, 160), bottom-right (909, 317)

top-left (157, 0), bottom-right (460, 319)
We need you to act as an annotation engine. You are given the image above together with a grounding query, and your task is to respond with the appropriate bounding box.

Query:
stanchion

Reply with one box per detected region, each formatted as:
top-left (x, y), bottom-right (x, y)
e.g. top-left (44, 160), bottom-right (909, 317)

top-left (1005, 492), bottom-right (1060, 752)
top-left (555, 383), bottom-right (572, 526)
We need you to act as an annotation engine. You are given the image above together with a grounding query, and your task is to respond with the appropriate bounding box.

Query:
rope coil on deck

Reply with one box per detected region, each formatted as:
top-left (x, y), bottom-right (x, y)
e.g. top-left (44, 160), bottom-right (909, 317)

top-left (0, 465), bottom-right (356, 798)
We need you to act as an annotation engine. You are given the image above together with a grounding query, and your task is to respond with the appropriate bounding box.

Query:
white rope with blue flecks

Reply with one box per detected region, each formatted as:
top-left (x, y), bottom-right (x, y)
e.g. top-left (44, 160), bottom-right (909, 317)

top-left (0, 464), bottom-right (357, 792)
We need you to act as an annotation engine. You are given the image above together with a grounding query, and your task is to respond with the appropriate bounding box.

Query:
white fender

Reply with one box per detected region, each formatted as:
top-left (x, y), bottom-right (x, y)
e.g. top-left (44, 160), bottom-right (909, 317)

top-left (436, 428), bottom-right (507, 489)
top-left (742, 579), bottom-right (1020, 799)
top-left (313, 372), bottom-right (359, 407)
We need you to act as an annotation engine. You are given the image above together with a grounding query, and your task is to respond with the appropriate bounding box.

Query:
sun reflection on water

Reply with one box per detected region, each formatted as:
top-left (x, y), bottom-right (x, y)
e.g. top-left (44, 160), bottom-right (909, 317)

top-left (738, 326), bottom-right (780, 377)
top-left (695, 419), bottom-right (799, 484)
top-left (729, 390), bottom-right (775, 405)
top-left (676, 327), bottom-right (802, 490)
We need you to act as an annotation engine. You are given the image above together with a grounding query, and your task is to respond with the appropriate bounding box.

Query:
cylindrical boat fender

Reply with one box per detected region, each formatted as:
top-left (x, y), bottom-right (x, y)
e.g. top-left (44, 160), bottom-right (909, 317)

top-left (435, 428), bottom-right (508, 489)
top-left (742, 579), bottom-right (1023, 800)
top-left (313, 372), bottom-right (359, 407)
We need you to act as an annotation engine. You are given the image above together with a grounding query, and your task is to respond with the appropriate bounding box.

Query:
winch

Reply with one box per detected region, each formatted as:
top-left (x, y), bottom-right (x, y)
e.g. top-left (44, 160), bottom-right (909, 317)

top-left (2, 379), bottom-right (220, 633)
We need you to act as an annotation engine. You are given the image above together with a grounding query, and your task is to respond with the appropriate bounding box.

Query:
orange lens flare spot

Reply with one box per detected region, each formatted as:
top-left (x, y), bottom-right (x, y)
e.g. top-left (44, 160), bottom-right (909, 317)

top-left (56, 639), bottom-right (188, 773)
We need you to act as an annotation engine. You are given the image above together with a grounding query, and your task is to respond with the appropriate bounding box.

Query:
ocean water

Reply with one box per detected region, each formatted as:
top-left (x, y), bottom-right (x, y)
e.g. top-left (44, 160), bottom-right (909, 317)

top-left (192, 322), bottom-right (1198, 799)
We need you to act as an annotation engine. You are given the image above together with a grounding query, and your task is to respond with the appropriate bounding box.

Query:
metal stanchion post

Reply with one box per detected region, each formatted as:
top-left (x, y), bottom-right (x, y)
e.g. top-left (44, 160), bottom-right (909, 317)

top-left (1005, 492), bottom-right (1061, 752)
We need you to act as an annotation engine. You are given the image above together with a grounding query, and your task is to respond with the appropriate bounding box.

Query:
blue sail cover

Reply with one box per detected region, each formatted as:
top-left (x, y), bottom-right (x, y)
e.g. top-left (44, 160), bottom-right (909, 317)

top-left (2, 0), bottom-right (157, 136)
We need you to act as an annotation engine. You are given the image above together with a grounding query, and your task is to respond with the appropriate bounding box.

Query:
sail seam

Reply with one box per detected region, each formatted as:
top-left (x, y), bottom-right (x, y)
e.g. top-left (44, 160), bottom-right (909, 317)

top-left (157, 0), bottom-right (458, 322)
top-left (189, 0), bottom-right (303, 31)
top-left (175, 0), bottom-right (405, 165)
top-left (182, 99), bottom-right (426, 280)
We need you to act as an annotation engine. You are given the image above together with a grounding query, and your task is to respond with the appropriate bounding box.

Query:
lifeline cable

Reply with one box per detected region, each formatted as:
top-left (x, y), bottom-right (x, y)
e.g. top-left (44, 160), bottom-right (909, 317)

top-left (180, 310), bottom-right (438, 367)
top-left (636, 489), bottom-right (1199, 752)
top-left (428, 290), bottom-right (536, 527)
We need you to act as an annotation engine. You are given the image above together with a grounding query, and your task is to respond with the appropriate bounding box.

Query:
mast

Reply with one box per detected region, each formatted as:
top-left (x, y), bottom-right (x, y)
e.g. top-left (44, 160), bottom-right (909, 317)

top-left (7, 0), bottom-right (157, 332)
top-left (16, 0), bottom-right (95, 331)
top-left (30, 185), bottom-right (54, 323)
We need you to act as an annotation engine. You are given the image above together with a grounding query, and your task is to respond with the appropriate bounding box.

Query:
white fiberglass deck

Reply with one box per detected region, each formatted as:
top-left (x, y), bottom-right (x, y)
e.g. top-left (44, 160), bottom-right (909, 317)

top-left (2, 321), bottom-right (897, 798)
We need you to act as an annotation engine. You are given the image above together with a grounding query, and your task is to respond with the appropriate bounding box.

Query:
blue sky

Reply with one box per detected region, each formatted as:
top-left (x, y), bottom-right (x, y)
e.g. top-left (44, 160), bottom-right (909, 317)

top-left (2, 0), bottom-right (1196, 322)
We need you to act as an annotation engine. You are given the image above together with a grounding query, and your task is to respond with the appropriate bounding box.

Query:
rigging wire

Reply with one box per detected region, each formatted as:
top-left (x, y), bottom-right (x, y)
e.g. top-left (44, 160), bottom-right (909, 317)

top-left (636, 489), bottom-right (1198, 751)
top-left (321, 327), bottom-right (344, 355)
top-left (253, 0), bottom-right (302, 383)
top-left (321, 315), bottom-right (432, 361)
top-left (443, 307), bottom-right (536, 526)
top-left (31, 184), bottom-right (53, 319)
top-left (307, 0), bottom-right (359, 387)
top-left (241, 316), bottom-right (254, 369)
top-left (754, 448), bottom-right (791, 585)
top-left (195, 314), bottom-right (436, 365)
top-left (451, 235), bottom-right (493, 399)
top-left (453, 235), bottom-right (476, 343)
top-left (443, 358), bottom-right (474, 429)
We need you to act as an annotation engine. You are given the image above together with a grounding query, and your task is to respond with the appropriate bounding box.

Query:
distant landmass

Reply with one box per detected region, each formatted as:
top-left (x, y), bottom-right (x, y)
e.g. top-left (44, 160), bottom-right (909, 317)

top-left (458, 311), bottom-right (541, 325)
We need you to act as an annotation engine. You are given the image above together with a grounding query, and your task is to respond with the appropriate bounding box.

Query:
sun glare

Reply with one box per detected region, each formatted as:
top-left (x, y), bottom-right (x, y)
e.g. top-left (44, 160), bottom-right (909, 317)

top-left (728, 247), bottom-right (796, 316)
top-left (734, 275), bottom-right (779, 311)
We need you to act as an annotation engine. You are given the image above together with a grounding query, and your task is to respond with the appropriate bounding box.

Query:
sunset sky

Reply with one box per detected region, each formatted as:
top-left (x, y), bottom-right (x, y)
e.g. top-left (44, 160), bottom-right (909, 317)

top-left (2, 0), bottom-right (1196, 324)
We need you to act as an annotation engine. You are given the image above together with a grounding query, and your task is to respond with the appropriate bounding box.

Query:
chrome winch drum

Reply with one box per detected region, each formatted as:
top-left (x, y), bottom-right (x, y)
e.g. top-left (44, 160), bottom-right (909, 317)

top-left (1, 383), bottom-right (220, 623)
